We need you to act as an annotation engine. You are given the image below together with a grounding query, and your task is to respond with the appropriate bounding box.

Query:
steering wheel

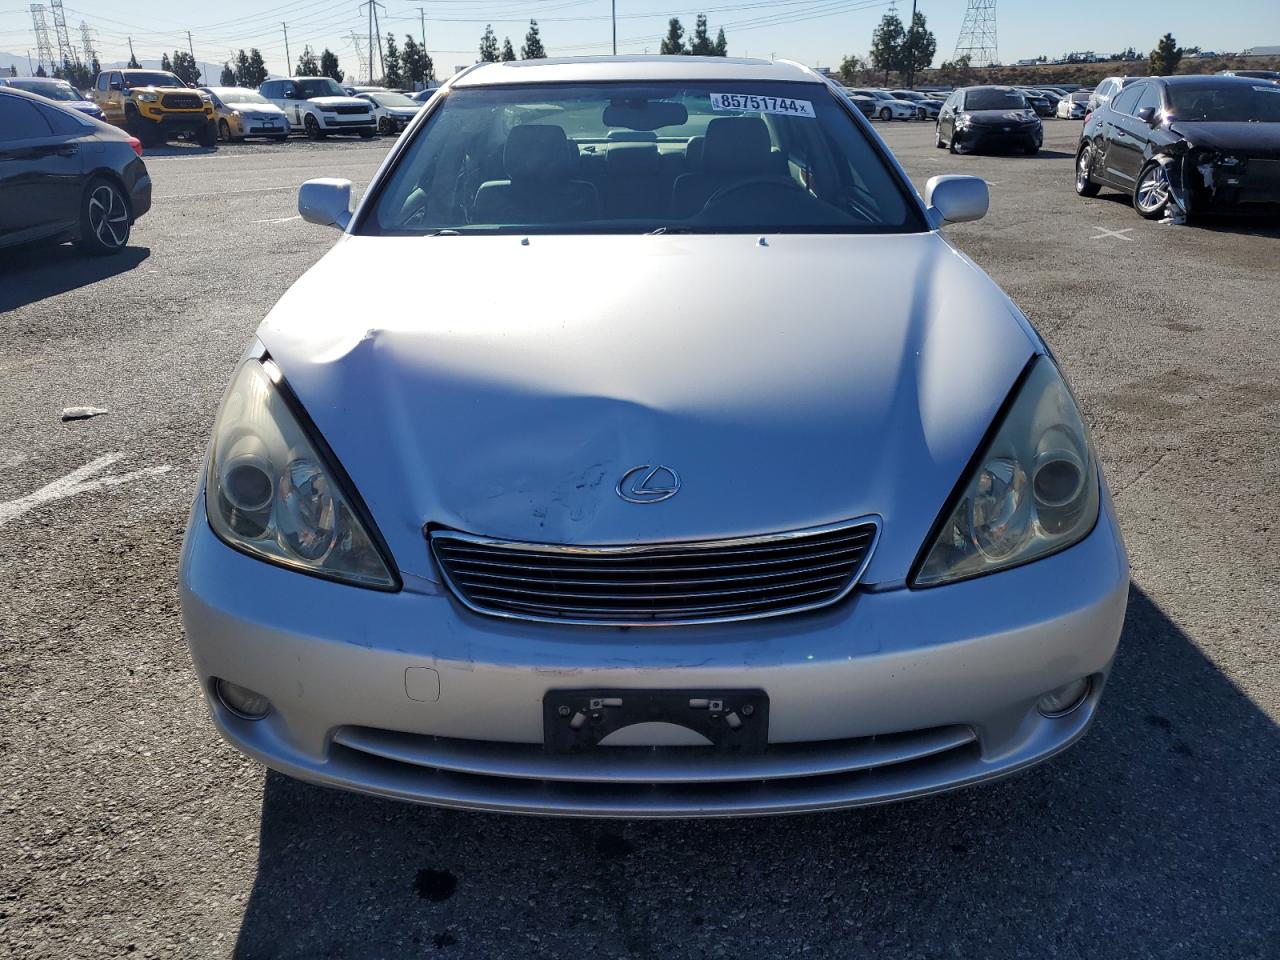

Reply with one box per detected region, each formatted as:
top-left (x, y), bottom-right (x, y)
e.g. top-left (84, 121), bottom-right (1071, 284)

top-left (701, 176), bottom-right (809, 212)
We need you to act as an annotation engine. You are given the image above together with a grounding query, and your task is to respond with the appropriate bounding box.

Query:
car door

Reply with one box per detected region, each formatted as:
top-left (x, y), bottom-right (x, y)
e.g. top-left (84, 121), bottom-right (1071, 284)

top-left (99, 70), bottom-right (125, 125)
top-left (281, 82), bottom-right (306, 125)
top-left (1129, 82), bottom-right (1167, 170)
top-left (1100, 83), bottom-right (1147, 186)
top-left (0, 94), bottom-right (85, 246)
top-left (937, 92), bottom-right (958, 141)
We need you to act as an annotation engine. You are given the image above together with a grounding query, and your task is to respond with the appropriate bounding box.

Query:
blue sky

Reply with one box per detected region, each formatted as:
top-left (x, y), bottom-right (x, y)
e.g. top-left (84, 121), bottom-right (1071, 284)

top-left (1, 0), bottom-right (1276, 77)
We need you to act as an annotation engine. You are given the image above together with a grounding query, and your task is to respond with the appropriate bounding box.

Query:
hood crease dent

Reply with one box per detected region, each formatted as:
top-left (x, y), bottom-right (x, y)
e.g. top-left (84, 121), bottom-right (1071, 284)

top-left (259, 233), bottom-right (1036, 585)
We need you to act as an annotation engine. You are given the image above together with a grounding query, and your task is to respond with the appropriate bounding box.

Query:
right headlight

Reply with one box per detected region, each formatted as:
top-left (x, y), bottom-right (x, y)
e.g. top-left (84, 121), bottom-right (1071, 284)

top-left (205, 358), bottom-right (398, 589)
top-left (913, 356), bottom-right (1100, 587)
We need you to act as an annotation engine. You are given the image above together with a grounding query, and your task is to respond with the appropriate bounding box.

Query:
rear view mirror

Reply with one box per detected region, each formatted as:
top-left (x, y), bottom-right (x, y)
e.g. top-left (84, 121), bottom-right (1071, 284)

top-left (924, 175), bottom-right (989, 225)
top-left (298, 178), bottom-right (353, 229)
top-left (603, 98), bottom-right (689, 131)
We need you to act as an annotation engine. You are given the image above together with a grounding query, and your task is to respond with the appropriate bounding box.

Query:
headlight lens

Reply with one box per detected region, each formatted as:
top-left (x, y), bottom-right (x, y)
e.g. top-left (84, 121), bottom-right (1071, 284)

top-left (206, 359), bottom-right (397, 588)
top-left (138, 92), bottom-right (159, 102)
top-left (955, 113), bottom-right (972, 129)
top-left (914, 356), bottom-right (1099, 587)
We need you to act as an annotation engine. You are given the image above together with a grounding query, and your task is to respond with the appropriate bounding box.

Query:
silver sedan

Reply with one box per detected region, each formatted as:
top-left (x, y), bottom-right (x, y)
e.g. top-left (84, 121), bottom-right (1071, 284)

top-left (181, 56), bottom-right (1128, 817)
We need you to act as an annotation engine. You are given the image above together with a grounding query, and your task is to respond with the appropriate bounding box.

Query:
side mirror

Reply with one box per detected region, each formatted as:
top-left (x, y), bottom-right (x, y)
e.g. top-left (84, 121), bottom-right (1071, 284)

top-left (299, 178), bottom-right (353, 229)
top-left (1136, 106), bottom-right (1157, 125)
top-left (109, 81), bottom-right (121, 91)
top-left (282, 89), bottom-right (294, 99)
top-left (924, 174), bottom-right (989, 226)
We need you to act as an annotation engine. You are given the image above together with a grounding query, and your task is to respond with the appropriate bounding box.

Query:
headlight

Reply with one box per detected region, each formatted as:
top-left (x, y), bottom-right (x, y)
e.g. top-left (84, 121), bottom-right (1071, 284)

top-left (137, 92), bottom-right (159, 103)
top-left (913, 356), bottom-right (1099, 587)
top-left (955, 113), bottom-right (972, 130)
top-left (206, 358), bottom-right (398, 589)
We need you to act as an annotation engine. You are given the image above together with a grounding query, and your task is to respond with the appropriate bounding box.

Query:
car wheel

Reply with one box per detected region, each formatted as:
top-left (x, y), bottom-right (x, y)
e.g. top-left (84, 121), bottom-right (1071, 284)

top-left (1075, 144), bottom-right (1101, 197)
top-left (196, 121), bottom-right (218, 147)
top-left (879, 107), bottom-right (891, 121)
top-left (273, 135), bottom-right (289, 142)
top-left (1024, 142), bottom-right (1040, 156)
top-left (124, 105), bottom-right (156, 146)
top-left (218, 119), bottom-right (231, 141)
top-left (1134, 161), bottom-right (1172, 219)
top-left (377, 116), bottom-right (388, 134)
top-left (77, 178), bottom-right (131, 256)
top-left (917, 107), bottom-right (927, 120)
top-left (304, 114), bottom-right (324, 140)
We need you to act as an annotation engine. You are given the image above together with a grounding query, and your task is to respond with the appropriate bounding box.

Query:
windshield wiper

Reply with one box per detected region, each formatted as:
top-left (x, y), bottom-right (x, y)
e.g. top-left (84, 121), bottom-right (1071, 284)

top-left (421, 229), bottom-right (461, 237)
top-left (644, 226), bottom-right (694, 235)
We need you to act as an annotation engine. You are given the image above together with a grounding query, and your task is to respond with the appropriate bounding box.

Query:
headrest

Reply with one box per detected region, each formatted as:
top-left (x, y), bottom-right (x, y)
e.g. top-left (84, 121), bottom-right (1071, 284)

top-left (505, 124), bottom-right (574, 181)
top-left (702, 117), bottom-right (774, 174)
top-left (607, 129), bottom-right (658, 141)
top-left (607, 144), bottom-right (660, 176)
top-left (685, 135), bottom-right (705, 169)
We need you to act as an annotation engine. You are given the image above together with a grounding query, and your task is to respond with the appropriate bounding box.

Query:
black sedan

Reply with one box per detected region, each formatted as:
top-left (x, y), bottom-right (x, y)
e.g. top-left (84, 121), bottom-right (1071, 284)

top-left (1075, 75), bottom-right (1280, 221)
top-left (935, 86), bottom-right (1043, 155)
top-left (1019, 88), bottom-right (1056, 118)
top-left (0, 86), bottom-right (151, 255)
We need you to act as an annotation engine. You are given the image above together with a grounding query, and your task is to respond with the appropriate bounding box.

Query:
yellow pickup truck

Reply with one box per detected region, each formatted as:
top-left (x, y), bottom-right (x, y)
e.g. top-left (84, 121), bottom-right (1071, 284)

top-left (93, 68), bottom-right (217, 147)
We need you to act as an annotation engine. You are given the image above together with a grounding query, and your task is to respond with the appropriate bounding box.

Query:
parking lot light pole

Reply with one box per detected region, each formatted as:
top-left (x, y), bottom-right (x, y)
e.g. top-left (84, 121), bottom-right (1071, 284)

top-left (905, 0), bottom-right (918, 89)
top-left (612, 1), bottom-right (616, 56)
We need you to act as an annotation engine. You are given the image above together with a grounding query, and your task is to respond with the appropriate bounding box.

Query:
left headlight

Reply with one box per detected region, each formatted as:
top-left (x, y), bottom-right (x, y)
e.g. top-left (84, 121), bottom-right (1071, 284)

top-left (205, 358), bottom-right (398, 589)
top-left (913, 356), bottom-right (1100, 587)
top-left (138, 92), bottom-right (159, 102)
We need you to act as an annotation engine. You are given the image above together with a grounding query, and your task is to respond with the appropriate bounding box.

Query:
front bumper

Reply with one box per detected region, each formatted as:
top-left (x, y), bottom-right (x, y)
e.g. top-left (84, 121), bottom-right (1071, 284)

top-left (316, 113), bottom-right (376, 133)
top-left (956, 124), bottom-right (1042, 151)
top-left (180, 491), bottom-right (1129, 818)
top-left (230, 114), bottom-right (290, 138)
top-left (138, 105), bottom-right (213, 132)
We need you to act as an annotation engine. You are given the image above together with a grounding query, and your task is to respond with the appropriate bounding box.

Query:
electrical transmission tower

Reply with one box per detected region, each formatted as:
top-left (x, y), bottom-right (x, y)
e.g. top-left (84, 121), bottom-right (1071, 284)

top-left (953, 0), bottom-right (998, 67)
top-left (79, 20), bottom-right (97, 66)
top-left (348, 31), bottom-right (369, 83)
top-left (28, 5), bottom-right (55, 73)
top-left (49, 0), bottom-right (77, 67)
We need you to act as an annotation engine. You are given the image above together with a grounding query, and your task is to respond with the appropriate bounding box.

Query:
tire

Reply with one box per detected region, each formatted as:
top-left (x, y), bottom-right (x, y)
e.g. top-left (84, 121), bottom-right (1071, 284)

top-left (196, 121), bottom-right (218, 147)
top-left (1134, 161), bottom-right (1172, 220)
top-left (1024, 143), bottom-right (1040, 156)
top-left (377, 116), bottom-right (388, 135)
top-left (934, 125), bottom-right (946, 150)
top-left (77, 177), bottom-right (131, 256)
top-left (879, 107), bottom-right (891, 121)
top-left (917, 107), bottom-right (927, 120)
top-left (273, 135), bottom-right (289, 142)
top-left (218, 119), bottom-right (231, 141)
top-left (304, 114), bottom-right (324, 140)
top-left (125, 105), bottom-right (157, 146)
top-left (1075, 143), bottom-right (1101, 197)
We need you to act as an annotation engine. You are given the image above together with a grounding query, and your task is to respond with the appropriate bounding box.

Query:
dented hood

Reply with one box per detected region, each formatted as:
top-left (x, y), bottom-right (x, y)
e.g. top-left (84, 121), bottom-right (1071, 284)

top-left (1168, 121), bottom-right (1280, 155)
top-left (258, 233), bottom-right (1036, 583)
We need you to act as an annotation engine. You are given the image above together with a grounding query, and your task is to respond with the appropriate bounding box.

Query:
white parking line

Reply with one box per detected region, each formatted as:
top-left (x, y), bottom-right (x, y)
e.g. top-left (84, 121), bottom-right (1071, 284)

top-left (0, 454), bottom-right (173, 528)
top-left (1090, 225), bottom-right (1134, 241)
top-left (252, 215), bottom-right (303, 224)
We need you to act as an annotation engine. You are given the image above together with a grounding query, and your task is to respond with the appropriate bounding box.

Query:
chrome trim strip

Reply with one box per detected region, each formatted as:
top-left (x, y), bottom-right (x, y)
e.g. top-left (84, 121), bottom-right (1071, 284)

top-left (427, 516), bottom-right (882, 627)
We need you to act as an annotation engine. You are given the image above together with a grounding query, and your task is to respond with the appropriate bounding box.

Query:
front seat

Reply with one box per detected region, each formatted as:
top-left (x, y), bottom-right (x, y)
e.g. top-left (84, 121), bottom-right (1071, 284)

top-left (670, 117), bottom-right (789, 218)
top-left (472, 124), bottom-right (599, 225)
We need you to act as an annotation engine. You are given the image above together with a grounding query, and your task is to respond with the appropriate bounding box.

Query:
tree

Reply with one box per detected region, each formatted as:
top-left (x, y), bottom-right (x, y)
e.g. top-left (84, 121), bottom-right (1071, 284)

top-left (160, 52), bottom-right (173, 72)
top-left (479, 24), bottom-right (499, 62)
top-left (501, 37), bottom-right (516, 61)
top-left (869, 11), bottom-right (905, 84)
top-left (714, 27), bottom-right (727, 56)
top-left (402, 36), bottom-right (431, 85)
top-left (295, 44), bottom-right (319, 77)
top-left (126, 52), bottom-right (140, 69)
top-left (220, 62), bottom-right (235, 86)
top-left (689, 14), bottom-right (714, 56)
top-left (35, 63), bottom-right (46, 76)
top-left (319, 48), bottom-right (341, 82)
top-left (521, 19), bottom-right (546, 59)
top-left (90, 56), bottom-right (101, 78)
top-left (383, 34), bottom-right (403, 86)
top-left (1148, 33), bottom-right (1182, 76)
top-left (901, 9), bottom-right (936, 87)
top-left (659, 17), bottom-right (685, 55)
top-left (838, 54), bottom-right (866, 83)
top-left (171, 50), bottom-right (200, 85)
top-left (245, 48), bottom-right (268, 87)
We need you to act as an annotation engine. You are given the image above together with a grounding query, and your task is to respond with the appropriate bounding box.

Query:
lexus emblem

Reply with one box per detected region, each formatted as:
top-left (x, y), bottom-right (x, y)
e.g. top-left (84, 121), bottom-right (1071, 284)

top-left (616, 464), bottom-right (681, 504)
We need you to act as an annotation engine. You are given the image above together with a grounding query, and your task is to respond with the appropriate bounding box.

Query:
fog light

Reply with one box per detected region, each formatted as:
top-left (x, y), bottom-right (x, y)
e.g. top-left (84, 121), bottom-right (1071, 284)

top-left (215, 678), bottom-right (271, 720)
top-left (1037, 677), bottom-right (1090, 717)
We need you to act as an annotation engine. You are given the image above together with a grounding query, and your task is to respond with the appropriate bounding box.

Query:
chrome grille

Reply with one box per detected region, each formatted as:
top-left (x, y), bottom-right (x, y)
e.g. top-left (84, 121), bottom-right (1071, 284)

top-left (430, 519), bottom-right (879, 626)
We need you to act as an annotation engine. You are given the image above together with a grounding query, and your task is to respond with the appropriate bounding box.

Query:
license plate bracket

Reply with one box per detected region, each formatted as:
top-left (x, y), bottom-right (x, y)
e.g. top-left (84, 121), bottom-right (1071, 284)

top-left (543, 688), bottom-right (769, 754)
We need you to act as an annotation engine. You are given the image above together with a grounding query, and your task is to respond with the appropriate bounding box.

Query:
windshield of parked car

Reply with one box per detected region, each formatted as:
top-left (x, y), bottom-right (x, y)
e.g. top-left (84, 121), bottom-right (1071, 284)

top-left (124, 71), bottom-right (184, 88)
top-left (12, 79), bottom-right (80, 101)
top-left (1167, 82), bottom-right (1280, 122)
top-left (297, 78), bottom-right (346, 98)
top-left (964, 89), bottom-right (1027, 110)
top-left (369, 92), bottom-right (417, 107)
top-left (220, 89), bottom-right (269, 105)
top-left (893, 91), bottom-right (924, 100)
top-left (362, 81), bottom-right (924, 236)
top-left (1070, 91), bottom-right (1091, 103)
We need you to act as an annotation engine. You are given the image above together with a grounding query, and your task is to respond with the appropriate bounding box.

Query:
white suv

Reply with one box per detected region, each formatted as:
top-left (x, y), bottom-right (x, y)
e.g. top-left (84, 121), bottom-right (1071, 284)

top-left (1086, 77), bottom-right (1137, 115)
top-left (259, 77), bottom-right (376, 139)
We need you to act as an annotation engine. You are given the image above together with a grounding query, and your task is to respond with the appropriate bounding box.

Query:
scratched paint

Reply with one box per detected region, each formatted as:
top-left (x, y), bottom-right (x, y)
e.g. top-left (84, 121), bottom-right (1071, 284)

top-left (0, 455), bottom-right (173, 528)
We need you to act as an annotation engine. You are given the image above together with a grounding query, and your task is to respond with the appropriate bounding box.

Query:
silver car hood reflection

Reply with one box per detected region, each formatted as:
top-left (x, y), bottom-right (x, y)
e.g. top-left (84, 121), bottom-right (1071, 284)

top-left (258, 233), bottom-right (1037, 583)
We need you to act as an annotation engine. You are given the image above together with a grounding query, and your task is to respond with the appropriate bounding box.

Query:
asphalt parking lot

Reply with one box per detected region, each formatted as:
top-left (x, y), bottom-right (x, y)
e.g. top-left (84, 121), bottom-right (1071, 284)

top-left (2, 119), bottom-right (1278, 959)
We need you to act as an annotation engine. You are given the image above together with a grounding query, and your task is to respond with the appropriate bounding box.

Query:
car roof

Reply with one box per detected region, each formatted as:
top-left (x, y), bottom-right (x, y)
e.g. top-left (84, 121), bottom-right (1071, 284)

top-left (452, 55), bottom-right (819, 88)
top-left (1157, 74), bottom-right (1271, 86)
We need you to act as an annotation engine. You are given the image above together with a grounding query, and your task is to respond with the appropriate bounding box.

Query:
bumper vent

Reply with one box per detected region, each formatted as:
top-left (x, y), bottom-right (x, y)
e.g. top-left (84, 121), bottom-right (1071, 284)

top-left (430, 519), bottom-right (879, 626)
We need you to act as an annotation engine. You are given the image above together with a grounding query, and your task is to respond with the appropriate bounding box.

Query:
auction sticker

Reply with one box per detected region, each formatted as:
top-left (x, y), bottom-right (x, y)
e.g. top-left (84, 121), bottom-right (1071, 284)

top-left (710, 93), bottom-right (816, 118)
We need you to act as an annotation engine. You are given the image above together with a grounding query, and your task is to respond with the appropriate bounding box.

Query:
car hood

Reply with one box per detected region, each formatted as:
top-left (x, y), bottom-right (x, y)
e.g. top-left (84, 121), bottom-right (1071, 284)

top-left (258, 234), bottom-right (1037, 584)
top-left (238, 104), bottom-right (286, 116)
top-left (309, 95), bottom-right (370, 109)
top-left (1168, 121), bottom-right (1280, 155)
top-left (967, 109), bottom-right (1038, 125)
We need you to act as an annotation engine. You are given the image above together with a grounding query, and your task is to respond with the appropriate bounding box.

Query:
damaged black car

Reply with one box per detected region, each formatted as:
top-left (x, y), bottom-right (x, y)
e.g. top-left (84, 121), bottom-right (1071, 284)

top-left (1075, 75), bottom-right (1280, 222)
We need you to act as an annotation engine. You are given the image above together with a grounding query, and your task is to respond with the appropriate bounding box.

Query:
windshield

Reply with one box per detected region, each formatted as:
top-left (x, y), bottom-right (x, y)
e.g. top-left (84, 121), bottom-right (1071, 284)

top-left (124, 71), bottom-right (184, 88)
top-left (361, 81), bottom-right (923, 237)
top-left (1070, 91), bottom-right (1091, 102)
top-left (297, 78), bottom-right (346, 98)
top-left (12, 79), bottom-right (80, 100)
top-left (893, 91), bottom-right (924, 100)
top-left (1167, 82), bottom-right (1280, 122)
top-left (221, 90), bottom-right (268, 105)
top-left (964, 89), bottom-right (1027, 110)
top-left (371, 92), bottom-right (417, 107)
